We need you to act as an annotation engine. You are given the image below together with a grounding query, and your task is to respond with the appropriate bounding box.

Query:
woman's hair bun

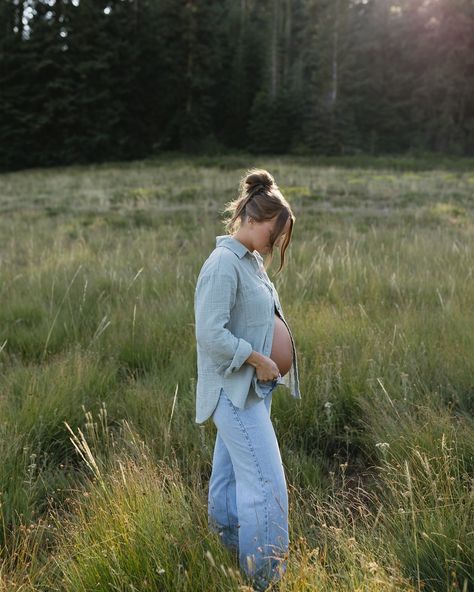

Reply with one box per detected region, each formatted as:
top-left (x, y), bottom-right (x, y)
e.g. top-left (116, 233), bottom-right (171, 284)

top-left (244, 169), bottom-right (274, 191)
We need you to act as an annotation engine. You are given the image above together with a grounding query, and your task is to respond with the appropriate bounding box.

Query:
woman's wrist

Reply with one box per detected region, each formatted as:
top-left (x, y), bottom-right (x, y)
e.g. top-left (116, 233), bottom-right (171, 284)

top-left (245, 350), bottom-right (265, 368)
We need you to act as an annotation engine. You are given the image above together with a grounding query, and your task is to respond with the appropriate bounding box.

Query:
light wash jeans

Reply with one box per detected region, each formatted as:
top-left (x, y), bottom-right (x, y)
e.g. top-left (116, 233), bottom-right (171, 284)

top-left (208, 379), bottom-right (288, 591)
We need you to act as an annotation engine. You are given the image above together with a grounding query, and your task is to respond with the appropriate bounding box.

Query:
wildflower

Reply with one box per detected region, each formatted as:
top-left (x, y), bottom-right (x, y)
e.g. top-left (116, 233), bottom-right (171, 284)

top-left (324, 401), bottom-right (333, 420)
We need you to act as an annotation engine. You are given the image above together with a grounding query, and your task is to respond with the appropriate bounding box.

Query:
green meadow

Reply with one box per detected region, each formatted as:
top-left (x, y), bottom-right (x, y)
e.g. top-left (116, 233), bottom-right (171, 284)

top-left (0, 154), bottom-right (473, 591)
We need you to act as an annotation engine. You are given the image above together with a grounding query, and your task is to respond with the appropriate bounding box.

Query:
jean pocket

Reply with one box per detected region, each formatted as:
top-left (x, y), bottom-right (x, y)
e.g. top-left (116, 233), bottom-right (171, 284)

top-left (258, 379), bottom-right (275, 388)
top-left (257, 373), bottom-right (284, 388)
top-left (255, 379), bottom-right (276, 398)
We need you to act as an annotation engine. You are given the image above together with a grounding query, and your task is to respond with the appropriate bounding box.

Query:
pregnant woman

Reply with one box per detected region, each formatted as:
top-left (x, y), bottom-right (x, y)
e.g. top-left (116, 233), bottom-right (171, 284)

top-left (194, 169), bottom-right (302, 590)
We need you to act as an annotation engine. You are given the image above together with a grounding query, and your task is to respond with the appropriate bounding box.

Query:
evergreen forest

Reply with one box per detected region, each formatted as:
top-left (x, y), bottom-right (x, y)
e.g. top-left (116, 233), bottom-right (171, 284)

top-left (1, 0), bottom-right (473, 171)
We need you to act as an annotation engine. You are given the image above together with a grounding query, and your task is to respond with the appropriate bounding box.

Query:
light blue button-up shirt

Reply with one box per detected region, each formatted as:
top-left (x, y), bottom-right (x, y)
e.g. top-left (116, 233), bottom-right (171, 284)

top-left (194, 234), bottom-right (302, 424)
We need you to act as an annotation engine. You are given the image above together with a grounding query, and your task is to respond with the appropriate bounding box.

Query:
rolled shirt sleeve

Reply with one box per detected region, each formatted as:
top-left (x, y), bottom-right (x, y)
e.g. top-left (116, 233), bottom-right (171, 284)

top-left (194, 267), bottom-right (253, 377)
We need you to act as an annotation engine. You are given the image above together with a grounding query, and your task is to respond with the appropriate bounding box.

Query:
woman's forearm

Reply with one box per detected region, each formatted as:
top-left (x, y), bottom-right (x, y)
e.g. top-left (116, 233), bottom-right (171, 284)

top-left (245, 350), bottom-right (266, 368)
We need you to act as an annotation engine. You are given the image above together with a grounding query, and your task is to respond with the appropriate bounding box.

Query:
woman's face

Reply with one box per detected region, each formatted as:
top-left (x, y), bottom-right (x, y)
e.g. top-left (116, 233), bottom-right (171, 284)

top-left (252, 215), bottom-right (291, 255)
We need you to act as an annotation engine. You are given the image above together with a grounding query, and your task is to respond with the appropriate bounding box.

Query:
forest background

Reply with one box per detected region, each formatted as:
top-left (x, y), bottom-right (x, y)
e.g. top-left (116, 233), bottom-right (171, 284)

top-left (1, 0), bottom-right (474, 172)
top-left (0, 1), bottom-right (473, 591)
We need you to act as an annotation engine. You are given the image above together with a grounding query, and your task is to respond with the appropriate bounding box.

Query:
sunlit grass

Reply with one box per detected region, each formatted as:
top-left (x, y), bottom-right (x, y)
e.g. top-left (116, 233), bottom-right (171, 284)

top-left (0, 153), bottom-right (473, 590)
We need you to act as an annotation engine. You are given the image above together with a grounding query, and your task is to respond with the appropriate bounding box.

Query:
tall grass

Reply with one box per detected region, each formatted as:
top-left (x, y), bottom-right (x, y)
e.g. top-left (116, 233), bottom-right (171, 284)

top-left (0, 153), bottom-right (473, 590)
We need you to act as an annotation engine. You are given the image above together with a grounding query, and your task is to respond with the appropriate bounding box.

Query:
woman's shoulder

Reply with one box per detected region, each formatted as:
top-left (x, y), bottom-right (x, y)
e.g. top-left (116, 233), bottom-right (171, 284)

top-left (198, 246), bottom-right (239, 279)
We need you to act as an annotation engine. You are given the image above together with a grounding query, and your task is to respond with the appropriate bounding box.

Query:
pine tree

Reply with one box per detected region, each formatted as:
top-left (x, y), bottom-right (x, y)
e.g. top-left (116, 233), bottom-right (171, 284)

top-left (0, 1), bottom-right (38, 170)
top-left (410, 0), bottom-right (474, 153)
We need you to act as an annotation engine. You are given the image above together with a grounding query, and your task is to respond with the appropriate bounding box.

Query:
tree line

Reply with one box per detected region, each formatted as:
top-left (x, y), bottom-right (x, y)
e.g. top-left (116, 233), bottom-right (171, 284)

top-left (0, 0), bottom-right (473, 171)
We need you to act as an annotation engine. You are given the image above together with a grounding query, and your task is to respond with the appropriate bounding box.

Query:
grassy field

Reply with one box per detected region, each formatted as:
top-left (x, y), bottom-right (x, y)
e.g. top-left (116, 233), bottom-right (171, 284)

top-left (0, 153), bottom-right (473, 591)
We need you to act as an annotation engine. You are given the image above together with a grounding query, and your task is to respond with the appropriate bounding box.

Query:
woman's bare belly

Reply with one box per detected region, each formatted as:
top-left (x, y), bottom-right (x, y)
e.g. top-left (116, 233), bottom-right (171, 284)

top-left (270, 313), bottom-right (293, 376)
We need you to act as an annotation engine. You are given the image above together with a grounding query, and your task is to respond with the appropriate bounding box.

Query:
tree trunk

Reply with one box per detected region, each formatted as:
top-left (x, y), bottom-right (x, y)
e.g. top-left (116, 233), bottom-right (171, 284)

top-left (331, 0), bottom-right (340, 106)
top-left (270, 0), bottom-right (279, 99)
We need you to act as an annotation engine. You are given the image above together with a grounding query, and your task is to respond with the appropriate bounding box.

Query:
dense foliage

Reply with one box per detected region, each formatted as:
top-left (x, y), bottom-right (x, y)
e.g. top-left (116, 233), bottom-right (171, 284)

top-left (0, 0), bottom-right (473, 171)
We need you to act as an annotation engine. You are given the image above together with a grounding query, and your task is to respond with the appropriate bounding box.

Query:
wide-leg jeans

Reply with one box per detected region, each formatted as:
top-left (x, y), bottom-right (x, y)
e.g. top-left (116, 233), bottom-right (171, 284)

top-left (208, 380), bottom-right (289, 589)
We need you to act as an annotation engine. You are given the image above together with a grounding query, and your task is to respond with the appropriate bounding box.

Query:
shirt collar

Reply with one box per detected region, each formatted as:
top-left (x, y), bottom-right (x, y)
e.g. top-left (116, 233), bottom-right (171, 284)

top-left (216, 234), bottom-right (262, 261)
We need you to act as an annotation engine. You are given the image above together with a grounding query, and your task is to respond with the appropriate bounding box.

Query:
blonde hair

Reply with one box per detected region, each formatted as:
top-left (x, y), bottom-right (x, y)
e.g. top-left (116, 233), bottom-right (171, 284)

top-left (222, 168), bottom-right (295, 274)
